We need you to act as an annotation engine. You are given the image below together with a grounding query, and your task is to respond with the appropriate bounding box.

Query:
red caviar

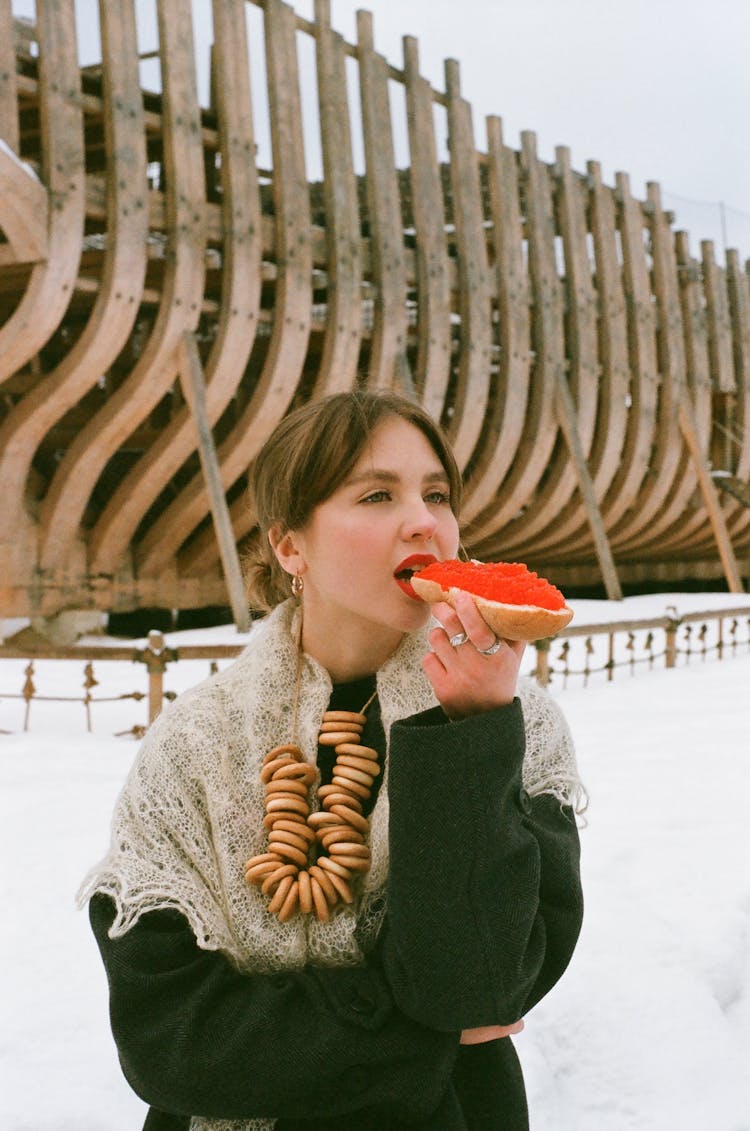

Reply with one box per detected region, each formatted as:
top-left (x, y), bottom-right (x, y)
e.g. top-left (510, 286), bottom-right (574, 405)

top-left (413, 560), bottom-right (567, 611)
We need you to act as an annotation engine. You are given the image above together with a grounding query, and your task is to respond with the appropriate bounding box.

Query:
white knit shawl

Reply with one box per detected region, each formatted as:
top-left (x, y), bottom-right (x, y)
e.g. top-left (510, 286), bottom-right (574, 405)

top-left (79, 600), bottom-right (584, 1131)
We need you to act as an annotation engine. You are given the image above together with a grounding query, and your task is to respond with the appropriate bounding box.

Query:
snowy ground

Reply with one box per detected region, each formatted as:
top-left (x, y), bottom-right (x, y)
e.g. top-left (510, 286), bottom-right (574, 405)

top-left (2, 592), bottom-right (750, 1130)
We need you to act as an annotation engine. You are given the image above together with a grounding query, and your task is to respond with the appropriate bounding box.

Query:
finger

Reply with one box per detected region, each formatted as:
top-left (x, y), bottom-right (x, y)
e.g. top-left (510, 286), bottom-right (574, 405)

top-left (427, 623), bottom-right (461, 666)
top-left (450, 590), bottom-right (504, 653)
top-left (429, 600), bottom-right (467, 638)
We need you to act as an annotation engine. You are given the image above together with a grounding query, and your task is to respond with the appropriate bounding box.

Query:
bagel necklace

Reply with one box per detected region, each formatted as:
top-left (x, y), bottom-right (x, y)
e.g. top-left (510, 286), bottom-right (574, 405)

top-left (244, 594), bottom-right (380, 924)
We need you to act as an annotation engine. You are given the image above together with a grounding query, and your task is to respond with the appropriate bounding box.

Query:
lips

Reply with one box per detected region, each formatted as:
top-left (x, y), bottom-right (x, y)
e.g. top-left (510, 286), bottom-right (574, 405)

top-left (393, 553), bottom-right (438, 600)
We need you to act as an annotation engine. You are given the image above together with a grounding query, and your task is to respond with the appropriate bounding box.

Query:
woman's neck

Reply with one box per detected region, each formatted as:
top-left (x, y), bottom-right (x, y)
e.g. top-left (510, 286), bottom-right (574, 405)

top-left (300, 615), bottom-right (404, 683)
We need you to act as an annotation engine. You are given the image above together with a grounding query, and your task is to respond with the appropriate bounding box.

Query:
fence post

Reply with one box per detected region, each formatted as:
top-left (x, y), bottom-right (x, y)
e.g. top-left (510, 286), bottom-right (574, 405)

top-left (534, 639), bottom-right (551, 687)
top-left (665, 610), bottom-right (680, 669)
top-left (145, 630), bottom-right (167, 724)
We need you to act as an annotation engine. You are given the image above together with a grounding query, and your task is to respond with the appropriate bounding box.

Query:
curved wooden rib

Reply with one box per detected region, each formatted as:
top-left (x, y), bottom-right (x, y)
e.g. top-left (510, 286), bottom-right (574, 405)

top-left (526, 159), bottom-right (630, 558)
top-left (357, 10), bottom-right (409, 389)
top-left (640, 232), bottom-right (714, 554)
top-left (441, 58), bottom-right (493, 471)
top-left (179, 493), bottom-right (257, 578)
top-left (0, 0), bottom-right (148, 537)
top-left (138, 0), bottom-right (312, 578)
top-left (403, 35), bottom-right (452, 421)
top-left (0, 0), bottom-right (84, 384)
top-left (719, 251), bottom-right (750, 548)
top-left (702, 245), bottom-right (750, 549)
top-left (0, 144), bottom-right (47, 263)
top-left (594, 173), bottom-right (658, 531)
top-left (0, 6), bottom-right (19, 153)
top-left (612, 183), bottom-right (689, 551)
top-left (311, 0), bottom-right (362, 395)
top-left (88, 0), bottom-right (261, 575)
top-left (498, 146), bottom-right (599, 554)
top-left (38, 0), bottom-right (207, 574)
top-left (726, 251), bottom-right (750, 483)
top-left (459, 116), bottom-right (529, 529)
top-left (468, 132), bottom-right (562, 555)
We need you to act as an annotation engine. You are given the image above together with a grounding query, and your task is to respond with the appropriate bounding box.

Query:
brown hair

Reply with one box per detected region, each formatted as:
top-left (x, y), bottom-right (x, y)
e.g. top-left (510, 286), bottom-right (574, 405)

top-left (245, 390), bottom-right (462, 611)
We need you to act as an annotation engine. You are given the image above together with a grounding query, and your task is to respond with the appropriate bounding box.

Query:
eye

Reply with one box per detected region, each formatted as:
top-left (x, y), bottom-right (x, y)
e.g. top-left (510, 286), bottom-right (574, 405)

top-left (360, 489), bottom-right (391, 504)
top-left (424, 490), bottom-right (451, 506)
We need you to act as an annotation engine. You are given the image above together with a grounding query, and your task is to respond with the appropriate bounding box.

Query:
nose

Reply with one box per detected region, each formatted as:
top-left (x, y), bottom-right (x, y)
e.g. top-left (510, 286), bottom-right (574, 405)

top-left (401, 497), bottom-right (438, 542)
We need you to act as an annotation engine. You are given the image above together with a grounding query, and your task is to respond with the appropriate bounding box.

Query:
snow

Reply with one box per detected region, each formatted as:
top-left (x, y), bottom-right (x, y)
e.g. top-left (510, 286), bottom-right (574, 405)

top-left (2, 593), bottom-right (750, 1130)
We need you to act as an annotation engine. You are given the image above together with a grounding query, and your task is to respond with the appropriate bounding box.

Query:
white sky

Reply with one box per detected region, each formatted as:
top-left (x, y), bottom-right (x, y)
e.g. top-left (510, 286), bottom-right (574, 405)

top-left (11, 0), bottom-right (750, 254)
top-left (311, 0), bottom-right (750, 255)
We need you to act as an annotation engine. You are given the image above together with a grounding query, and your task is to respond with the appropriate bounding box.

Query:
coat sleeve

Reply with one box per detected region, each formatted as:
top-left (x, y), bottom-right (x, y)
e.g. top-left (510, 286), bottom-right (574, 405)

top-left (89, 894), bottom-right (458, 1124)
top-left (380, 699), bottom-right (583, 1031)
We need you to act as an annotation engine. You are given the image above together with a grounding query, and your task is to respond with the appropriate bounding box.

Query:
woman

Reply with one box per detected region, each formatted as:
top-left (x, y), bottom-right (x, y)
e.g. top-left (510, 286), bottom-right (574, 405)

top-left (81, 390), bottom-right (585, 1131)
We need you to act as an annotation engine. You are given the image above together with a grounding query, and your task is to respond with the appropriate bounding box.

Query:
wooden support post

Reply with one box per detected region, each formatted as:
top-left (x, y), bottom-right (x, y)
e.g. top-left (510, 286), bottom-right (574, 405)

top-left (665, 614), bottom-right (679, 669)
top-left (554, 370), bottom-right (623, 600)
top-left (677, 395), bottom-right (745, 593)
top-left (534, 640), bottom-right (551, 688)
top-left (145, 630), bottom-right (166, 724)
top-left (179, 332), bottom-right (251, 632)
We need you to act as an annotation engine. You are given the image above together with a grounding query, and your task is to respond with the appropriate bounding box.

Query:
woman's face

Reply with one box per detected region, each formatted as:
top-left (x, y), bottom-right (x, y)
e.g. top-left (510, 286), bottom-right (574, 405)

top-left (288, 416), bottom-right (460, 675)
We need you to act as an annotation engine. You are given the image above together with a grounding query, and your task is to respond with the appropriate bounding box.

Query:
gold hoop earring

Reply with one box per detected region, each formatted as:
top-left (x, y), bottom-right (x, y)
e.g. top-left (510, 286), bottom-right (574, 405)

top-left (291, 572), bottom-right (304, 598)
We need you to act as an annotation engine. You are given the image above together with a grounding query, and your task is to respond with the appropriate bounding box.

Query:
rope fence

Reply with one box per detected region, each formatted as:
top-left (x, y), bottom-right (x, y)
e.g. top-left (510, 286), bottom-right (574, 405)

top-left (1, 610), bottom-right (750, 735)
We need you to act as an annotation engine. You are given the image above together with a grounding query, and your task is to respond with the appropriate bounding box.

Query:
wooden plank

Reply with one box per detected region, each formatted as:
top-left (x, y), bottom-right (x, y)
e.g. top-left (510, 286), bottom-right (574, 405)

top-left (646, 229), bottom-right (717, 556)
top-left (677, 232), bottom-right (712, 449)
top-left (597, 172), bottom-right (658, 529)
top-left (137, 0), bottom-right (312, 578)
top-left (468, 131), bottom-right (561, 550)
top-left (540, 160), bottom-right (631, 560)
top-left (356, 9), bottom-right (409, 389)
top-left (0, 0), bottom-right (148, 550)
top-left (552, 367), bottom-right (623, 600)
top-left (179, 494), bottom-right (256, 577)
top-left (0, 144), bottom-right (48, 262)
top-left (702, 240), bottom-right (735, 393)
top-left (722, 251), bottom-right (750, 547)
top-left (38, 0), bottom-right (207, 575)
top-left (460, 115), bottom-right (530, 533)
top-left (403, 34), bottom-right (452, 420)
top-left (0, 0), bottom-right (85, 385)
top-left (178, 331), bottom-right (250, 630)
top-left (312, 0), bottom-right (362, 393)
top-left (89, 0), bottom-right (262, 575)
top-left (0, 2), bottom-right (20, 152)
top-left (499, 145), bottom-right (599, 553)
top-left (677, 398), bottom-right (744, 592)
top-left (440, 57), bottom-right (493, 470)
top-left (726, 250), bottom-right (750, 482)
top-left (612, 182), bottom-right (688, 550)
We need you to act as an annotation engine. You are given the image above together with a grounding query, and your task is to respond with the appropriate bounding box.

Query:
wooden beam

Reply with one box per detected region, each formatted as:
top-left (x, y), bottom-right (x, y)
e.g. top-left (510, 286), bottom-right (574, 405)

top-left (0, 142), bottom-right (48, 263)
top-left (357, 9), bottom-right (409, 388)
top-left (179, 331), bottom-right (250, 632)
top-left (554, 369), bottom-right (623, 601)
top-left (678, 395), bottom-right (744, 593)
top-left (403, 34), bottom-right (451, 420)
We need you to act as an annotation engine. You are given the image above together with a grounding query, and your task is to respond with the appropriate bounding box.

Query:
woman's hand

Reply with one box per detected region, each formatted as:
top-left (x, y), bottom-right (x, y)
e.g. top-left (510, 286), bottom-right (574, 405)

top-left (460, 1020), bottom-right (525, 1044)
top-left (422, 591), bottom-right (526, 719)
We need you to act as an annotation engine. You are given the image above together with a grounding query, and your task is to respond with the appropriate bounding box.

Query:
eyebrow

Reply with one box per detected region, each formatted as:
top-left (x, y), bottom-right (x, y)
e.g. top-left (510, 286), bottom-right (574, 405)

top-left (345, 468), bottom-right (451, 488)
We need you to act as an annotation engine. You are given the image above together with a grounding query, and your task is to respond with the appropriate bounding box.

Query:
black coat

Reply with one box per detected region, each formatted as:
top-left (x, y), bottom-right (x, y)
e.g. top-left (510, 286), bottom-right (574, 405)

top-left (90, 692), bottom-right (583, 1130)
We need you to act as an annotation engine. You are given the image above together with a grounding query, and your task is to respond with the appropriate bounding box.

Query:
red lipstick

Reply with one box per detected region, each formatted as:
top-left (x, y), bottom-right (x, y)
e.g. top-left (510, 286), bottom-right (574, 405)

top-left (393, 553), bottom-right (438, 600)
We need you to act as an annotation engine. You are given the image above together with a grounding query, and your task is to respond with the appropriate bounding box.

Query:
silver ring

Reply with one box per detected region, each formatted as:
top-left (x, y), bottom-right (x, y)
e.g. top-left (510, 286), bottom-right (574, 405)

top-left (448, 631), bottom-right (469, 648)
top-left (477, 635), bottom-right (502, 655)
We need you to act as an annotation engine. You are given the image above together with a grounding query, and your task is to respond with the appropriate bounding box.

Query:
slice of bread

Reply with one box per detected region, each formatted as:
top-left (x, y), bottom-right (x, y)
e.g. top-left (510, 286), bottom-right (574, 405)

top-left (411, 576), bottom-right (574, 642)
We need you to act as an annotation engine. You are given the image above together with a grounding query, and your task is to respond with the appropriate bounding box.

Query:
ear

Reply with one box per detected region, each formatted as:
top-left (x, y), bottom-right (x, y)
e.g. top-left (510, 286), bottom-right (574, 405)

top-left (268, 524), bottom-right (306, 578)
